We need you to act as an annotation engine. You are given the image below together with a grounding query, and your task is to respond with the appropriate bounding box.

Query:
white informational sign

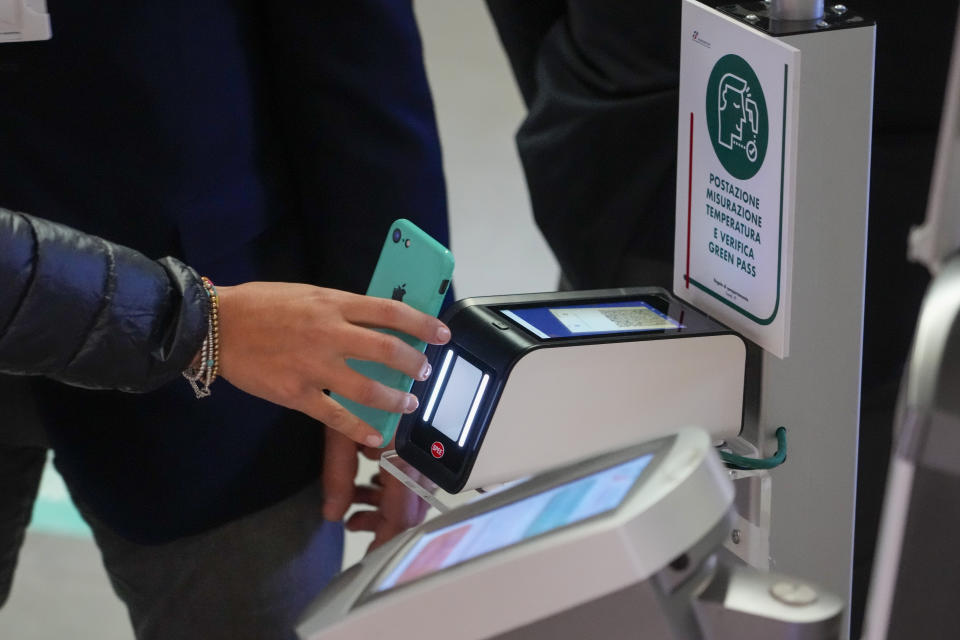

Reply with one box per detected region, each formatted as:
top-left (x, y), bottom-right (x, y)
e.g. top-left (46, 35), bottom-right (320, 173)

top-left (674, 1), bottom-right (800, 358)
top-left (0, 0), bottom-right (51, 43)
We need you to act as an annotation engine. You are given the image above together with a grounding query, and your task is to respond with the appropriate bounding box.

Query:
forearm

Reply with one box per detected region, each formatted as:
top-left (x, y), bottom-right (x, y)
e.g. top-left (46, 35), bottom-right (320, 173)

top-left (0, 208), bottom-right (207, 392)
top-left (0, 209), bottom-right (454, 446)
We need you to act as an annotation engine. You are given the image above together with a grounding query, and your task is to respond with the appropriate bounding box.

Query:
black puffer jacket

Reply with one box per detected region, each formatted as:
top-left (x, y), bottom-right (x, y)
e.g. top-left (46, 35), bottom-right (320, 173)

top-left (0, 208), bottom-right (207, 393)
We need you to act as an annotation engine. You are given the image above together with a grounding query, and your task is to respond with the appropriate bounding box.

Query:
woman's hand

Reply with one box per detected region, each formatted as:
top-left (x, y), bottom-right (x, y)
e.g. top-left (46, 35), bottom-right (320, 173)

top-left (322, 428), bottom-right (431, 549)
top-left (215, 282), bottom-right (450, 446)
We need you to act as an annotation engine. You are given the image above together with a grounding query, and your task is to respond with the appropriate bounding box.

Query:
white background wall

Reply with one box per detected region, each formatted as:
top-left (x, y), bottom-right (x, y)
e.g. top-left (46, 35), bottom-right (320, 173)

top-left (417, 1), bottom-right (559, 298)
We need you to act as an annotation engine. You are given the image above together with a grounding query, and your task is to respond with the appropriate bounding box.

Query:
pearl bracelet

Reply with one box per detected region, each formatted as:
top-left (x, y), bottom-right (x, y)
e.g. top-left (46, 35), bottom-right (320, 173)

top-left (183, 276), bottom-right (220, 398)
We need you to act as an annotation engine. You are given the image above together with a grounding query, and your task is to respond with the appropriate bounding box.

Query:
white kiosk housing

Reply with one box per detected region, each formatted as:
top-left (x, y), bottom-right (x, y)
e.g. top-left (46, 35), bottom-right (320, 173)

top-left (396, 287), bottom-right (745, 493)
top-left (298, 429), bottom-right (842, 640)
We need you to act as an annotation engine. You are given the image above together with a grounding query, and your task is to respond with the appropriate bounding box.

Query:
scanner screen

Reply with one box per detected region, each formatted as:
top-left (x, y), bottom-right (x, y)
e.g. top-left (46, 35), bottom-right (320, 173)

top-left (373, 453), bottom-right (654, 593)
top-left (500, 300), bottom-right (680, 339)
top-left (432, 357), bottom-right (483, 442)
top-left (422, 351), bottom-right (490, 446)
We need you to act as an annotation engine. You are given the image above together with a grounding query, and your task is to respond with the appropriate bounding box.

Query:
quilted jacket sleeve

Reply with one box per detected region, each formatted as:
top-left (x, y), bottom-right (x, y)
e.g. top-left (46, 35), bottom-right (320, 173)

top-left (0, 208), bottom-right (208, 392)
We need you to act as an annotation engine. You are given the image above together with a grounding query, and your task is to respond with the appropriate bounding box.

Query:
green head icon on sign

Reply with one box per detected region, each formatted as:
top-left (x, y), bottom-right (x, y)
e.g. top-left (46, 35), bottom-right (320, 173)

top-left (706, 54), bottom-right (768, 180)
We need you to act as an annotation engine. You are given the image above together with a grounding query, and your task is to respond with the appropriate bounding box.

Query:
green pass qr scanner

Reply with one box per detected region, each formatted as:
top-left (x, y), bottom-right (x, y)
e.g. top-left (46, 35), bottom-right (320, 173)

top-left (394, 287), bottom-right (748, 493)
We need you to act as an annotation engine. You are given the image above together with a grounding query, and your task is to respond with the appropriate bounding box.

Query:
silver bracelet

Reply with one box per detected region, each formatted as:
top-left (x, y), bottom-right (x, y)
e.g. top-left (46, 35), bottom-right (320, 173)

top-left (183, 277), bottom-right (220, 398)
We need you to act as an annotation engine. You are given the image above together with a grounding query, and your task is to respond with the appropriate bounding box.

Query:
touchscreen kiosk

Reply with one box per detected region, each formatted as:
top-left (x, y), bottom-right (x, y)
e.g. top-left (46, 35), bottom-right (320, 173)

top-left (298, 429), bottom-right (730, 640)
top-left (396, 287), bottom-right (746, 492)
top-left (298, 429), bottom-right (842, 640)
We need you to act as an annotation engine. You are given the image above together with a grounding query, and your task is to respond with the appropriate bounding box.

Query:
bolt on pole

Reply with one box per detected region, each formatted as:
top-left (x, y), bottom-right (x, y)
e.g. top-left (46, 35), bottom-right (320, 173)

top-left (768, 0), bottom-right (825, 21)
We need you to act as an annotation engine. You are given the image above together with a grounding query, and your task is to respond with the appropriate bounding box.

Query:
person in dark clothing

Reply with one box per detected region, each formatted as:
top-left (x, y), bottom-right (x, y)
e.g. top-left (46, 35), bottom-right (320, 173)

top-left (486, 1), bottom-right (680, 291)
top-left (485, 1), bottom-right (956, 636)
top-left (0, 2), bottom-right (449, 638)
top-left (0, 205), bottom-right (449, 619)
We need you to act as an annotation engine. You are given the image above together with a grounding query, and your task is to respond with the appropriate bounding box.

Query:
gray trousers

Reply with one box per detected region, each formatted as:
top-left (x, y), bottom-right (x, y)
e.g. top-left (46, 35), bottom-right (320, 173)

top-left (0, 442), bottom-right (343, 640)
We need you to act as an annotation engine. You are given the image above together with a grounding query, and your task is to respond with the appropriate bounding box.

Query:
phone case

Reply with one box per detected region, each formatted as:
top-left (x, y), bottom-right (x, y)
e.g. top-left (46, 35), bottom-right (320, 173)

top-left (332, 219), bottom-right (455, 446)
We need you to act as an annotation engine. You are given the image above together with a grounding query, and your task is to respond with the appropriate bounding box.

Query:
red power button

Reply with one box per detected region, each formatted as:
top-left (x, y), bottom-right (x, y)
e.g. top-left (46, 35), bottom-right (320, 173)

top-left (431, 441), bottom-right (445, 459)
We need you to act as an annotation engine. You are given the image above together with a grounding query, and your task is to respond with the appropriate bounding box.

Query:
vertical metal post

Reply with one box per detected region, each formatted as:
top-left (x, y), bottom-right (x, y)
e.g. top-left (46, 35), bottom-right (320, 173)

top-left (760, 21), bottom-right (874, 639)
top-left (769, 0), bottom-right (825, 22)
top-left (674, 4), bottom-right (876, 636)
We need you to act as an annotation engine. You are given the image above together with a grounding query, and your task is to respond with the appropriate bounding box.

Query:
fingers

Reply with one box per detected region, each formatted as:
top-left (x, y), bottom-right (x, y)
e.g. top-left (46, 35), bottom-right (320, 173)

top-left (297, 391), bottom-right (383, 447)
top-left (343, 326), bottom-right (434, 382)
top-left (328, 363), bottom-right (420, 416)
top-left (360, 447), bottom-right (381, 462)
top-left (349, 475), bottom-right (427, 528)
top-left (352, 485), bottom-right (382, 508)
top-left (379, 472), bottom-right (430, 530)
top-left (346, 510), bottom-right (381, 533)
top-left (345, 295), bottom-right (451, 346)
top-left (322, 428), bottom-right (360, 521)
top-left (349, 470), bottom-right (432, 556)
top-left (346, 511), bottom-right (409, 553)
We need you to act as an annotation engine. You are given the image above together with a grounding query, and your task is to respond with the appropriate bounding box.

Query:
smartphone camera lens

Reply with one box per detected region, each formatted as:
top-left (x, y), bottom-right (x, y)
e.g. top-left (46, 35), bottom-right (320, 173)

top-left (392, 229), bottom-right (402, 243)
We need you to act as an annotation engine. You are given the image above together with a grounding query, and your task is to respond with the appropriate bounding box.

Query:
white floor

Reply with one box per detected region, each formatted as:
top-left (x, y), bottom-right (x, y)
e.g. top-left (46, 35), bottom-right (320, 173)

top-left (0, 3), bottom-right (557, 637)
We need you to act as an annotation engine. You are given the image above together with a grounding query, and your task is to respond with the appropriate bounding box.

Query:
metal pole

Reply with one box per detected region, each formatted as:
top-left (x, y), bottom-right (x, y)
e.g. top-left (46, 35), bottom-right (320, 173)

top-left (769, 0), bottom-right (825, 21)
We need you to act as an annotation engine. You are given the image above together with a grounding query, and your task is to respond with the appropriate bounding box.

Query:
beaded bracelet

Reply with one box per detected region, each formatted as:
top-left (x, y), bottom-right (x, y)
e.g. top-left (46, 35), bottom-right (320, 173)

top-left (183, 276), bottom-right (220, 398)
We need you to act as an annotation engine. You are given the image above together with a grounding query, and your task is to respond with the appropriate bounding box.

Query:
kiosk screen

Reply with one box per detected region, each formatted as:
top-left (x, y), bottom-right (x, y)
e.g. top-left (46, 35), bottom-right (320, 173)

top-left (500, 300), bottom-right (680, 339)
top-left (373, 453), bottom-right (655, 593)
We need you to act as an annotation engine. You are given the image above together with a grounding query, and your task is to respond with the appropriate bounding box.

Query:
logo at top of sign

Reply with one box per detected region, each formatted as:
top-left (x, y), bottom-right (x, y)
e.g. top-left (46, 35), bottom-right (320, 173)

top-left (706, 54), bottom-right (768, 180)
top-left (692, 30), bottom-right (711, 48)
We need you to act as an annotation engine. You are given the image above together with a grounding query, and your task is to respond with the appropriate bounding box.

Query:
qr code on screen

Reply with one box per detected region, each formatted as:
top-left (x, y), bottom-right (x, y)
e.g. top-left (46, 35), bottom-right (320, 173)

top-left (599, 307), bottom-right (662, 328)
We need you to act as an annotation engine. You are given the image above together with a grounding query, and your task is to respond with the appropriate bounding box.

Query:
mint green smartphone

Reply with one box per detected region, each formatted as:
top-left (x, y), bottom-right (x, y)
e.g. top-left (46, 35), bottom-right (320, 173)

top-left (332, 219), bottom-right (454, 446)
